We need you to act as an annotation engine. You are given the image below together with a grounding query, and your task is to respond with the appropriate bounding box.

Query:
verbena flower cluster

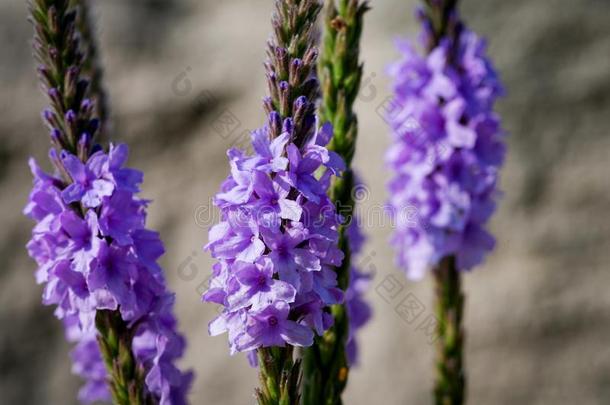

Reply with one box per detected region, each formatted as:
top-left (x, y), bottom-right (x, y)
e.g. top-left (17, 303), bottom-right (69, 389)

top-left (386, 23), bottom-right (506, 279)
top-left (203, 114), bottom-right (346, 354)
top-left (25, 144), bottom-right (192, 404)
top-left (344, 180), bottom-right (372, 365)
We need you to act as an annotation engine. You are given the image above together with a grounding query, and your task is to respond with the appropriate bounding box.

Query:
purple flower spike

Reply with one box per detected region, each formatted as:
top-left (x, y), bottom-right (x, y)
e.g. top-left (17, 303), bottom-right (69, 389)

top-left (203, 121), bottom-right (344, 354)
top-left (386, 22), bottom-right (506, 279)
top-left (28, 0), bottom-right (191, 402)
top-left (25, 145), bottom-right (192, 403)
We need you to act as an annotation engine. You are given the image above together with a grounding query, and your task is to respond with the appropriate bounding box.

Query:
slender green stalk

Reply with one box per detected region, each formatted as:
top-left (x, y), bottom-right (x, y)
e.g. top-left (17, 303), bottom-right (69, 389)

top-left (301, 1), bottom-right (368, 404)
top-left (419, 1), bottom-right (465, 404)
top-left (433, 257), bottom-right (465, 405)
top-left (29, 1), bottom-right (148, 403)
top-left (95, 311), bottom-right (153, 405)
top-left (422, 0), bottom-right (459, 52)
top-left (256, 347), bottom-right (303, 405)
top-left (257, 1), bottom-right (323, 403)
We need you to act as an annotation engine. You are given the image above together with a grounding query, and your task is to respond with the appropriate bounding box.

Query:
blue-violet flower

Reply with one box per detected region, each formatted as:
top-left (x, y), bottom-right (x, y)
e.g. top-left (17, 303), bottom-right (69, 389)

top-left (204, 118), bottom-right (346, 356)
top-left (386, 25), bottom-right (505, 279)
top-left (25, 144), bottom-right (193, 404)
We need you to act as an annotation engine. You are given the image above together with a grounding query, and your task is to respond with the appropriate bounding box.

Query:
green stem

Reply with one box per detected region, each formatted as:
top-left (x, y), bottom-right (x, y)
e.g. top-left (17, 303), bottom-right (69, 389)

top-left (95, 311), bottom-right (152, 405)
top-left (30, 1), bottom-right (149, 403)
top-left (257, 1), bottom-right (323, 402)
top-left (423, 0), bottom-right (460, 52)
top-left (433, 256), bottom-right (465, 405)
top-left (419, 2), bottom-right (465, 403)
top-left (301, 1), bottom-right (368, 404)
top-left (301, 171), bottom-right (353, 405)
top-left (255, 347), bottom-right (302, 405)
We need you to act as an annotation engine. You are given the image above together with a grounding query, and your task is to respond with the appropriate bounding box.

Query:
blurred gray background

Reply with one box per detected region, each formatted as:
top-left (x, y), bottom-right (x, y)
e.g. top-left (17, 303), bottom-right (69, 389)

top-left (1, 0), bottom-right (610, 404)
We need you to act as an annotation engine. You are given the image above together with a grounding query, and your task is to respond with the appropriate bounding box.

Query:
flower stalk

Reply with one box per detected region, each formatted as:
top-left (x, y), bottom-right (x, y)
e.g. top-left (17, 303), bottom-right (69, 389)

top-left (95, 310), bottom-right (152, 405)
top-left (419, 1), bottom-right (466, 404)
top-left (256, 347), bottom-right (302, 405)
top-left (257, 2), bottom-right (323, 404)
top-left (29, 2), bottom-right (148, 402)
top-left (27, 1), bottom-right (192, 403)
top-left (387, 0), bottom-right (505, 402)
top-left (420, 0), bottom-right (459, 51)
top-left (204, 1), bottom-right (348, 404)
top-left (301, 1), bottom-right (368, 404)
top-left (433, 256), bottom-right (465, 405)
top-left (420, 2), bottom-right (465, 404)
